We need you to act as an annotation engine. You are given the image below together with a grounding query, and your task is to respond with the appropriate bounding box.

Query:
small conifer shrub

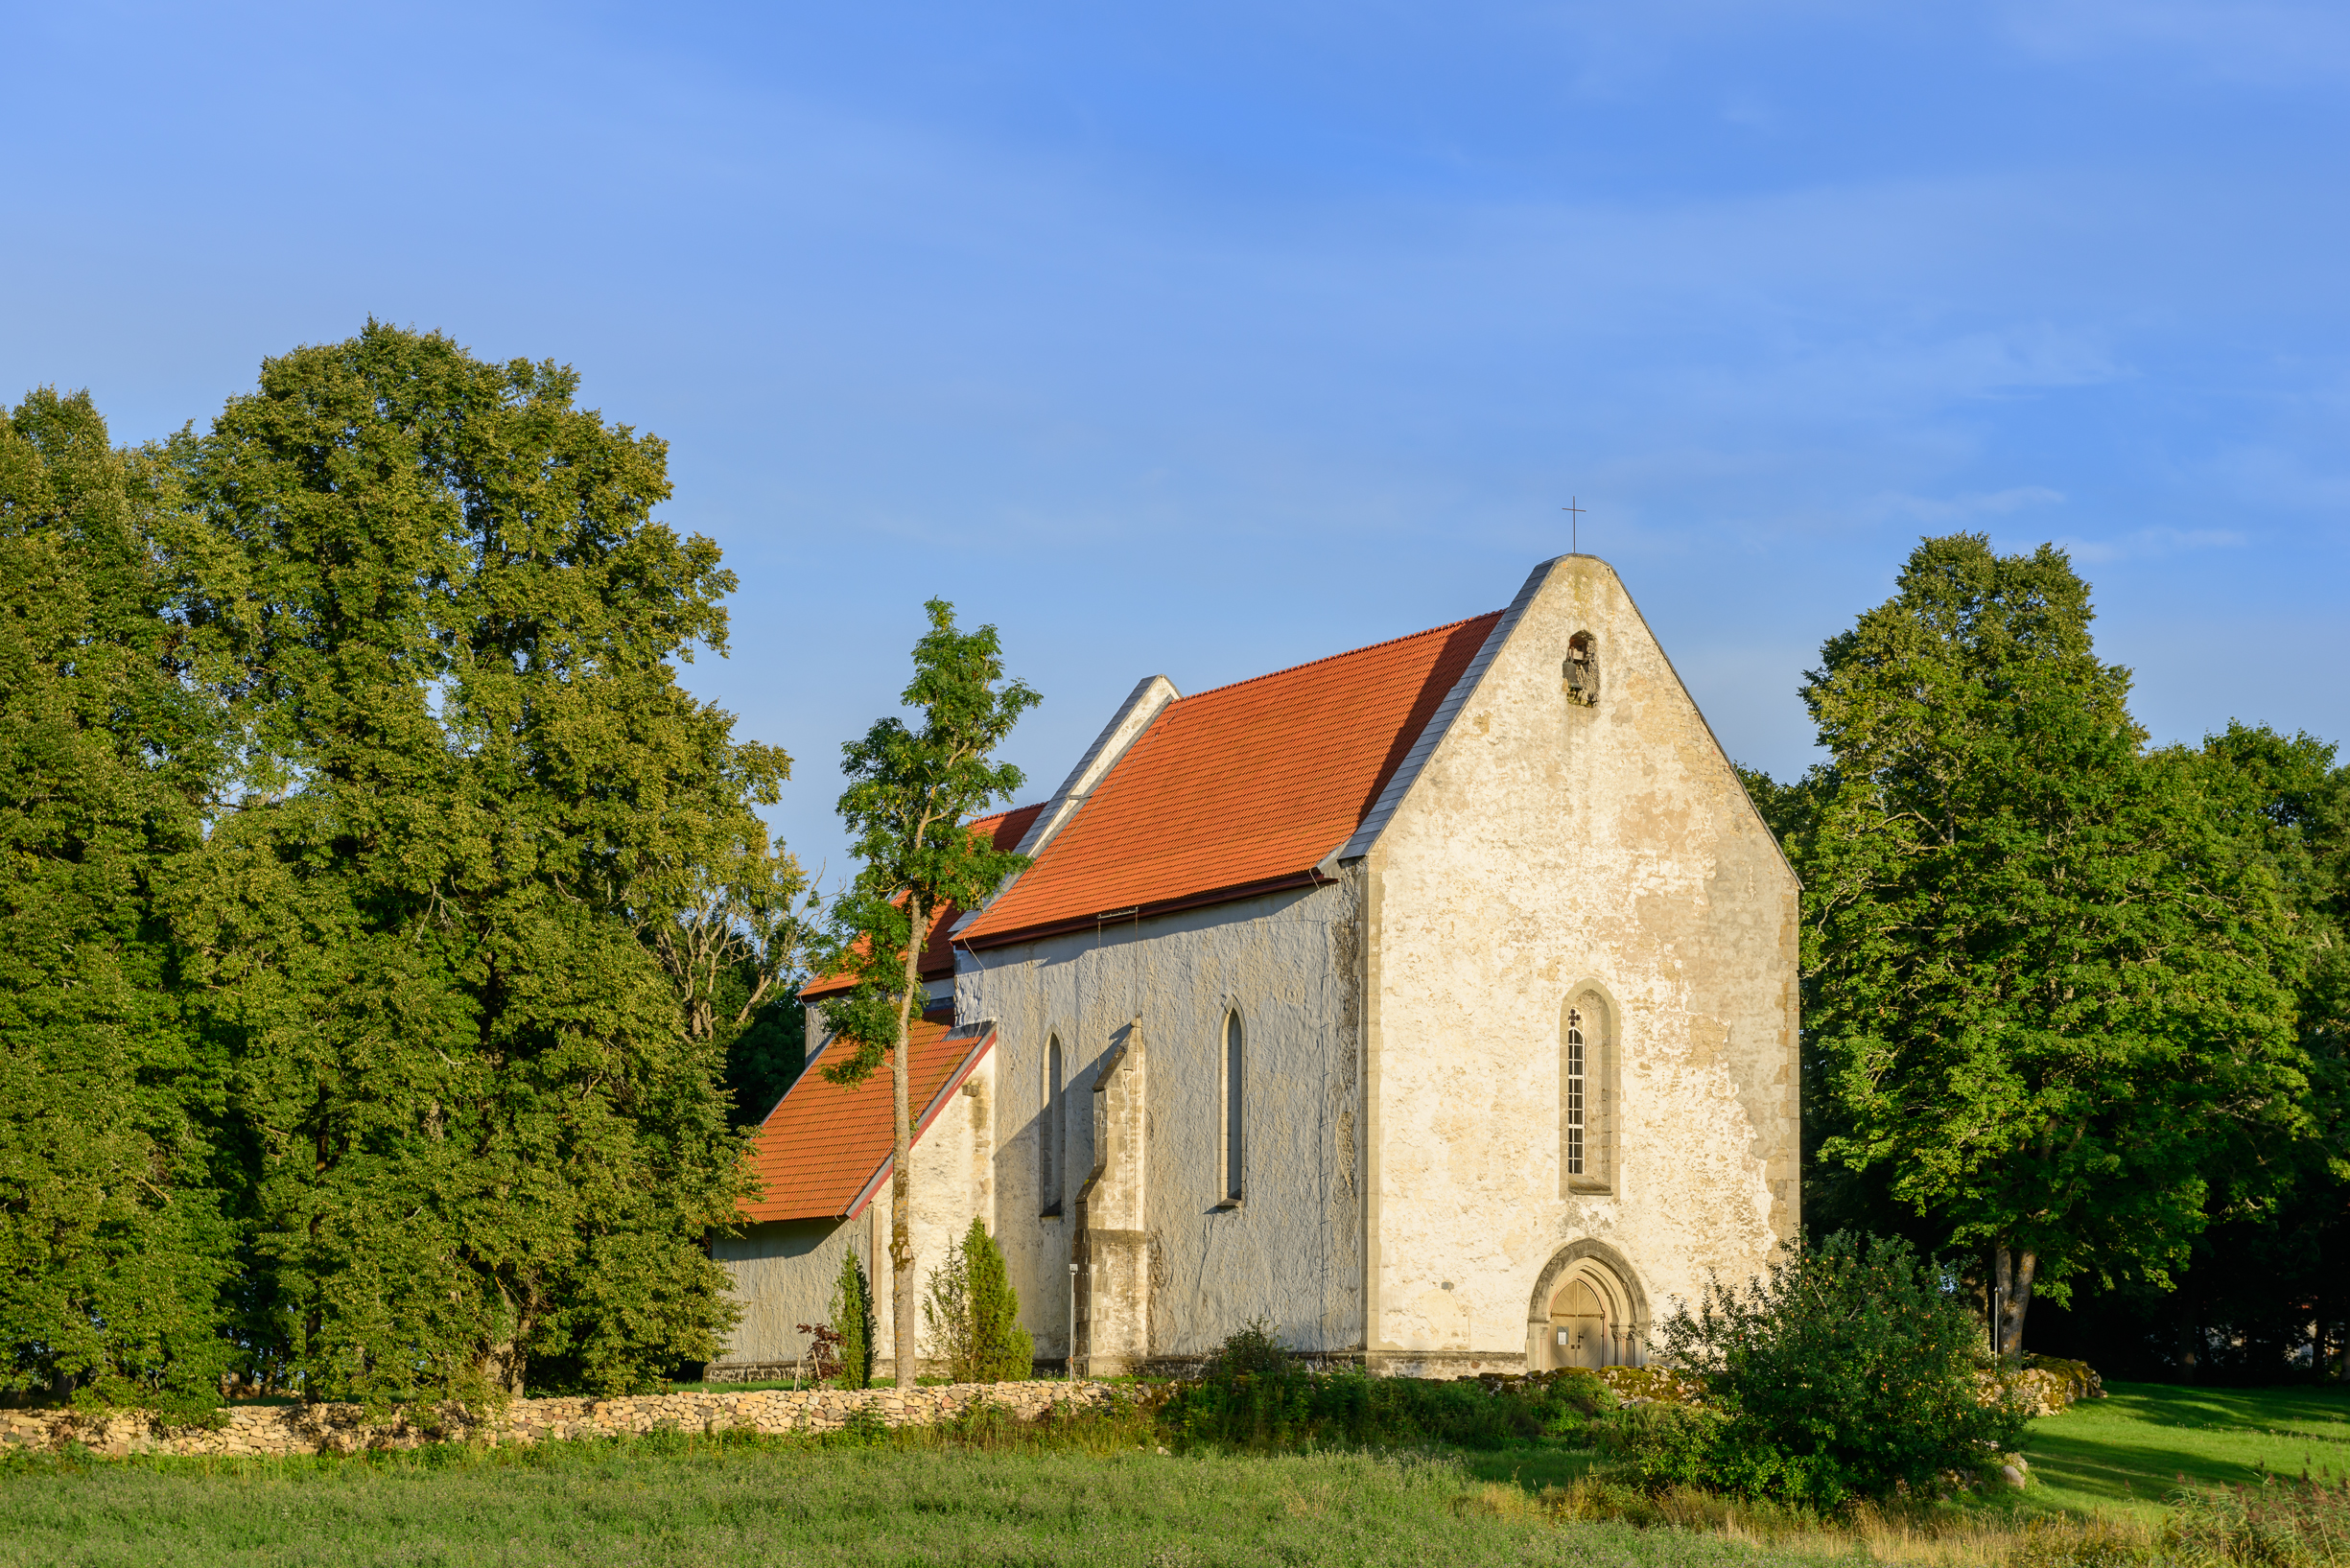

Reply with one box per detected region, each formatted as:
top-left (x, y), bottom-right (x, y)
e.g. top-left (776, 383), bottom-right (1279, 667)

top-left (832, 1250), bottom-right (875, 1390)
top-left (923, 1220), bottom-right (1033, 1382)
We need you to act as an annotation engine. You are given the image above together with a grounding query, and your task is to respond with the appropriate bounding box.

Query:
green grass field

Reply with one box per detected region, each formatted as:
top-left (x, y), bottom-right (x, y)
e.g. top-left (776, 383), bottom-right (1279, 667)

top-left (2021, 1380), bottom-right (2350, 1520)
top-left (0, 1438), bottom-right (1829, 1568)
top-left (3, 1379), bottom-right (2344, 1566)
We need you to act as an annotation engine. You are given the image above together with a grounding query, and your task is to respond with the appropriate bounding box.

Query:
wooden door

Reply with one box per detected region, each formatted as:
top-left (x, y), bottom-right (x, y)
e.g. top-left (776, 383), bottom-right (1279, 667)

top-left (1548, 1277), bottom-right (1609, 1369)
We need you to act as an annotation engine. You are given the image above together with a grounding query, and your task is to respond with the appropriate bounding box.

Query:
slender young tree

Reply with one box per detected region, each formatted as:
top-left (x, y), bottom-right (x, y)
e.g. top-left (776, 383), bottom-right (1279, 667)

top-left (820, 600), bottom-right (1037, 1388)
top-left (1779, 535), bottom-right (2312, 1358)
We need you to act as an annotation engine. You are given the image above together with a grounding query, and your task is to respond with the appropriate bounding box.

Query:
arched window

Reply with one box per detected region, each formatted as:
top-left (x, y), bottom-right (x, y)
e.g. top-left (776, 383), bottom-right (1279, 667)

top-left (1221, 1012), bottom-right (1245, 1204)
top-left (1563, 991), bottom-right (1613, 1193)
top-left (1564, 1009), bottom-right (1586, 1177)
top-left (1041, 1036), bottom-right (1065, 1217)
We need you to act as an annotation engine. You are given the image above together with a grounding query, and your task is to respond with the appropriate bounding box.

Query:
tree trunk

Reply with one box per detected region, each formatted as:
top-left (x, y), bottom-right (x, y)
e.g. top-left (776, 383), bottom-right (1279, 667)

top-left (482, 1339), bottom-right (527, 1397)
top-left (2174, 1271), bottom-right (2200, 1382)
top-left (891, 903), bottom-right (922, 1390)
top-left (482, 1282), bottom-right (534, 1397)
top-left (2317, 1233), bottom-right (2331, 1387)
top-left (1994, 1245), bottom-right (2036, 1365)
top-left (2330, 1222), bottom-right (2349, 1385)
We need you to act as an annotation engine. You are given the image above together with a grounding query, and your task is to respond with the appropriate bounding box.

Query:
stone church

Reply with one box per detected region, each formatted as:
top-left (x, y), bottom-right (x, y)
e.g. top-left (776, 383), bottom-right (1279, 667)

top-left (710, 553), bottom-right (1799, 1379)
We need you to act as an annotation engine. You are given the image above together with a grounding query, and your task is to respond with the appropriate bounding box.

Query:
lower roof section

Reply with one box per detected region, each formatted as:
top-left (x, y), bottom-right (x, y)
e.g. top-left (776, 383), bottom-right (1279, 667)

top-left (739, 1016), bottom-right (996, 1224)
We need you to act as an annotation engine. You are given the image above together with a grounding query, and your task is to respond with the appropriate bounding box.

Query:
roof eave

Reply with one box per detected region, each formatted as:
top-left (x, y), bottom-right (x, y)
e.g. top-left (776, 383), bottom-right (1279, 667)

top-left (961, 870), bottom-right (1328, 952)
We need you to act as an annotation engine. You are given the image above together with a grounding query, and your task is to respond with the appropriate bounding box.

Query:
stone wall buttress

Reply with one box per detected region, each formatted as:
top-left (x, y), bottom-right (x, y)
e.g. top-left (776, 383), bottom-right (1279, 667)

top-left (1074, 1018), bottom-right (1150, 1375)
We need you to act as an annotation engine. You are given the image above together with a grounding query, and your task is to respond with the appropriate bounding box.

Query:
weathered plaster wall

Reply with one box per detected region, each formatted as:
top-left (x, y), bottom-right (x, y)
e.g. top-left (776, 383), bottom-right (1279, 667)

top-left (714, 1042), bottom-right (1000, 1377)
top-left (958, 881), bottom-right (1365, 1362)
top-left (869, 1046), bottom-right (999, 1366)
top-left (711, 1218), bottom-right (863, 1372)
top-left (1364, 555), bottom-right (1799, 1371)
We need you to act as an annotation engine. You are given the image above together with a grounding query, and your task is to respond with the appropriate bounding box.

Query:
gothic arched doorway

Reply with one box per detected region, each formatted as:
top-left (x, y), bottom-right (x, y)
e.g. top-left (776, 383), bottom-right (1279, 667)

top-left (1527, 1240), bottom-right (1648, 1370)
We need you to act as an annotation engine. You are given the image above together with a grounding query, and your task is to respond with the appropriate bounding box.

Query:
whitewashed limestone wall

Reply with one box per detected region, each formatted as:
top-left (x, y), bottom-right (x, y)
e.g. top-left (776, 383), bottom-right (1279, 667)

top-left (958, 882), bottom-right (1366, 1365)
top-left (1364, 554), bottom-right (1800, 1371)
top-left (868, 1044), bottom-right (999, 1366)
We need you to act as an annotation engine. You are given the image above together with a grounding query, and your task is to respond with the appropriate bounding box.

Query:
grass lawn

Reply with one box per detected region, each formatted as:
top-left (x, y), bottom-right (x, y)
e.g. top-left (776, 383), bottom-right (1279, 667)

top-left (8, 1378), bottom-right (2345, 1565)
top-left (2022, 1380), bottom-right (2350, 1520)
top-left (0, 1437), bottom-right (1825, 1568)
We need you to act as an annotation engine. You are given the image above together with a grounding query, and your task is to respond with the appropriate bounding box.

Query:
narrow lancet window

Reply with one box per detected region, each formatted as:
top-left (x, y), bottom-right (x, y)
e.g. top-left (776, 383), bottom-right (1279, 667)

top-left (1562, 991), bottom-right (1613, 1192)
top-left (1041, 1036), bottom-right (1065, 1216)
top-left (1222, 1012), bottom-right (1245, 1203)
top-left (1565, 1009), bottom-right (1586, 1177)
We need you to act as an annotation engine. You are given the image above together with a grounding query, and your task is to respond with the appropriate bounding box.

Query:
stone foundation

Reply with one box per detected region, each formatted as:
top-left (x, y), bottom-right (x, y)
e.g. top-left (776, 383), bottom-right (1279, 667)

top-left (0, 1380), bottom-right (1118, 1461)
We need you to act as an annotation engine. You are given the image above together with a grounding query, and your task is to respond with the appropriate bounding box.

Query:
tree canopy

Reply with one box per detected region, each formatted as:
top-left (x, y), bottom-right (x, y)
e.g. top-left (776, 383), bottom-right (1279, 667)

top-left (1761, 534), bottom-right (2326, 1355)
top-left (0, 388), bottom-right (235, 1418)
top-left (4, 325), bottom-right (803, 1411)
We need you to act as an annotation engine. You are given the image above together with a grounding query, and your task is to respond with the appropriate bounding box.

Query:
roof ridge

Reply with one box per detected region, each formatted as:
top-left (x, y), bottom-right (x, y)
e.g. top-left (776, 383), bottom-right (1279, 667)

top-left (1171, 612), bottom-right (1503, 707)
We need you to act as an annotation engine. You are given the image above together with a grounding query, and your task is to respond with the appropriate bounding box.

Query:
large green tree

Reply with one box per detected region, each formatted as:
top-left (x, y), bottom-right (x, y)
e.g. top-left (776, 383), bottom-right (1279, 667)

top-left (1774, 535), bottom-right (2314, 1357)
top-left (0, 389), bottom-right (236, 1417)
top-left (2158, 725), bottom-right (2350, 1377)
top-left (168, 323), bottom-right (787, 1400)
top-left (820, 600), bottom-right (1036, 1388)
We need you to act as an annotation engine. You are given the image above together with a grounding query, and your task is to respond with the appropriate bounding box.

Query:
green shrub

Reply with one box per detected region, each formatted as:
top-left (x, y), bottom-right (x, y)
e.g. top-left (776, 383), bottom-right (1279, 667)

top-left (1163, 1322), bottom-right (1312, 1447)
top-left (1473, 1369), bottom-right (1617, 1418)
top-left (1158, 1325), bottom-right (1617, 1450)
top-left (1647, 1229), bottom-right (2024, 1508)
top-left (838, 1405), bottom-right (889, 1446)
top-left (965, 1224), bottom-right (1032, 1381)
top-left (831, 1250), bottom-right (874, 1390)
top-left (1599, 1404), bottom-right (1729, 1490)
top-left (921, 1220), bottom-right (1033, 1383)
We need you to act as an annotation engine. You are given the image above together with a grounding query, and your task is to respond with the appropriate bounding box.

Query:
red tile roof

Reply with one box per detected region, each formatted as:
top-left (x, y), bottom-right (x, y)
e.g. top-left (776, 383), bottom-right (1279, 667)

top-left (961, 612), bottom-right (1501, 947)
top-left (740, 1016), bottom-right (996, 1223)
top-left (800, 803), bottom-right (1046, 1002)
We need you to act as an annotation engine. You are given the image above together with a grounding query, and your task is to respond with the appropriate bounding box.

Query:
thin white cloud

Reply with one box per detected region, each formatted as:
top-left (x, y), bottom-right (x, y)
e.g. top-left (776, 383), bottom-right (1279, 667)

top-left (2209, 445), bottom-right (2350, 516)
top-left (1998, 0), bottom-right (2350, 82)
top-left (1864, 486), bottom-right (2068, 527)
top-left (2058, 527), bottom-right (2247, 564)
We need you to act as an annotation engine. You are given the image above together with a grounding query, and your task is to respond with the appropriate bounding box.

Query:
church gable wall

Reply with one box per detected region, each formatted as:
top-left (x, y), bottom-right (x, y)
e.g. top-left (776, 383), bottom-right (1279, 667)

top-left (865, 1045), bottom-right (998, 1368)
top-left (958, 880), bottom-right (1365, 1365)
top-left (1362, 555), bottom-right (1799, 1374)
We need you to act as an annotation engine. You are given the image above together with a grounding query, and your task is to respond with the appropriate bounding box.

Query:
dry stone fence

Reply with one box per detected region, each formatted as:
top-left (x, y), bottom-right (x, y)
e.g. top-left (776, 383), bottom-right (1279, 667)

top-left (1, 1381), bottom-right (1119, 1461)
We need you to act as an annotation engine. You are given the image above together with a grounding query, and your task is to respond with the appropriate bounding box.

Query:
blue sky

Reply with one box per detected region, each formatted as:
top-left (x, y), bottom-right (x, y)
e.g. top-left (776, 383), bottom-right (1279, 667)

top-left (7, 3), bottom-right (2345, 889)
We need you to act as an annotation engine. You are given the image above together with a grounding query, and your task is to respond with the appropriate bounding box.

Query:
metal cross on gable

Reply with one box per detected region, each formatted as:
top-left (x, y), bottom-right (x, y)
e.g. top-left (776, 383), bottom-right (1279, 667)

top-left (1563, 497), bottom-right (1586, 554)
